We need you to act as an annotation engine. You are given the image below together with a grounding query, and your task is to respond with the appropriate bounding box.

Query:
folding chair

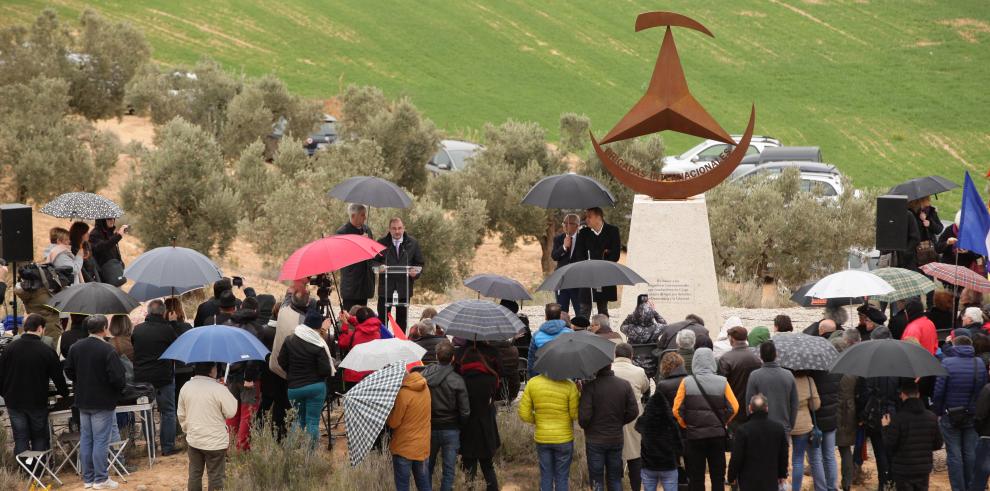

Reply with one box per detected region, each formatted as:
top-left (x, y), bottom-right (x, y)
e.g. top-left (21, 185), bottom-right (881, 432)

top-left (16, 449), bottom-right (62, 488)
top-left (107, 439), bottom-right (130, 482)
top-left (52, 432), bottom-right (81, 475)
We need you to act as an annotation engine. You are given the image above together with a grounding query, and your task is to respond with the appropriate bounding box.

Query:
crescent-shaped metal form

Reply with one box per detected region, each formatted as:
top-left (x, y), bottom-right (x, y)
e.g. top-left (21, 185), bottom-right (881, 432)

top-left (634, 11), bottom-right (714, 36)
top-left (591, 105), bottom-right (756, 200)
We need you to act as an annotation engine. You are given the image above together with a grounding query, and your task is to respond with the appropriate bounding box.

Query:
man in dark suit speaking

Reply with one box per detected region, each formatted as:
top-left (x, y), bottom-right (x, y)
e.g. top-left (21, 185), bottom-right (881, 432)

top-left (573, 207), bottom-right (621, 318)
top-left (373, 217), bottom-right (424, 332)
top-left (550, 213), bottom-right (581, 314)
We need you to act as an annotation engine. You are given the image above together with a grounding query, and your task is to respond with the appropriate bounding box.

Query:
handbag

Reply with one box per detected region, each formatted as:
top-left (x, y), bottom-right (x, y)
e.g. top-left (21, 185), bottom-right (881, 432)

top-left (691, 375), bottom-right (733, 446)
top-left (807, 378), bottom-right (823, 448)
top-left (916, 240), bottom-right (937, 265)
top-left (99, 258), bottom-right (126, 287)
top-left (946, 358), bottom-right (979, 428)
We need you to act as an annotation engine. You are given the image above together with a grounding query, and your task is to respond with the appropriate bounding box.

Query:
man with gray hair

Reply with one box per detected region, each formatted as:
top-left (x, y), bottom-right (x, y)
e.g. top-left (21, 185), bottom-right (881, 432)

top-left (336, 203), bottom-right (375, 311)
top-left (591, 314), bottom-right (625, 344)
top-left (676, 329), bottom-right (697, 375)
top-left (961, 306), bottom-right (985, 332)
top-left (415, 319), bottom-right (446, 364)
top-left (727, 393), bottom-right (789, 490)
top-left (550, 213), bottom-right (582, 313)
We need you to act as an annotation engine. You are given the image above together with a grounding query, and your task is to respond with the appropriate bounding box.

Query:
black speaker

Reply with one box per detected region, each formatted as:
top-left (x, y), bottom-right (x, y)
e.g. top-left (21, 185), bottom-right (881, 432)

top-left (0, 204), bottom-right (33, 263)
top-left (876, 195), bottom-right (908, 251)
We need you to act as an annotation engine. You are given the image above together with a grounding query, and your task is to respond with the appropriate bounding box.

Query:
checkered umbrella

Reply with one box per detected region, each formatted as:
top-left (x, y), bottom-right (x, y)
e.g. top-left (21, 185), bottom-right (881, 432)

top-left (40, 192), bottom-right (123, 219)
top-left (771, 333), bottom-right (839, 371)
top-left (870, 267), bottom-right (936, 303)
top-left (344, 362), bottom-right (407, 466)
top-left (920, 262), bottom-right (990, 293)
top-left (434, 299), bottom-right (524, 341)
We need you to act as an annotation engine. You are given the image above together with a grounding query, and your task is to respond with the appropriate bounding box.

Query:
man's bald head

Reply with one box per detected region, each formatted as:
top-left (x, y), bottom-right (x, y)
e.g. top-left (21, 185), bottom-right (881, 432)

top-left (749, 394), bottom-right (769, 414)
top-left (819, 319), bottom-right (837, 336)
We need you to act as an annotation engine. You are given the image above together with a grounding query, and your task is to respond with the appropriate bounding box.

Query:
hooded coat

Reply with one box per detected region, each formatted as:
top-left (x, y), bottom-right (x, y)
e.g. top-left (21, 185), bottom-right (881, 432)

top-left (387, 372), bottom-right (431, 460)
top-left (338, 316), bottom-right (386, 383)
top-left (526, 319), bottom-right (572, 376)
top-left (636, 390), bottom-right (682, 472)
top-left (883, 397), bottom-right (943, 480)
top-left (933, 345), bottom-right (988, 415)
top-left (672, 348), bottom-right (739, 441)
top-left (89, 218), bottom-right (123, 272)
top-left (421, 363), bottom-right (470, 430)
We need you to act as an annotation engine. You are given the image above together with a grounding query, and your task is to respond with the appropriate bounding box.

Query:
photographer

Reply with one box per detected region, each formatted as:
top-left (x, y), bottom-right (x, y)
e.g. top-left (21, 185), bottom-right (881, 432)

top-left (336, 204), bottom-right (376, 311)
top-left (89, 218), bottom-right (129, 287)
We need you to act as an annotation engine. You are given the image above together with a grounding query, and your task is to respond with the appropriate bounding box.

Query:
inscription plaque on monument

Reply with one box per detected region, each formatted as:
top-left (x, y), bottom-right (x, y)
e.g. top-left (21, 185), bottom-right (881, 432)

top-left (648, 279), bottom-right (695, 305)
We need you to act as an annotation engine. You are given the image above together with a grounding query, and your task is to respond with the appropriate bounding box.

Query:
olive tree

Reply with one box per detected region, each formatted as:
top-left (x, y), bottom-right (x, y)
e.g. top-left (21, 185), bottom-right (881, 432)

top-left (121, 118), bottom-right (240, 255)
top-left (559, 112), bottom-right (590, 154)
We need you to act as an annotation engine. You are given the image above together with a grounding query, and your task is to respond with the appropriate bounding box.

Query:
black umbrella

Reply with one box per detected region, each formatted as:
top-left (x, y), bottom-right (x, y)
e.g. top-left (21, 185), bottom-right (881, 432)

top-left (789, 281), bottom-right (865, 308)
top-left (829, 339), bottom-right (947, 378)
top-left (328, 176), bottom-right (412, 209)
top-left (123, 246), bottom-right (223, 291)
top-left (40, 192), bottom-right (123, 220)
top-left (521, 173), bottom-right (616, 209)
top-left (463, 274), bottom-right (532, 301)
top-left (536, 260), bottom-right (646, 292)
top-left (887, 176), bottom-right (958, 201)
top-left (46, 282), bottom-right (141, 315)
top-left (534, 331), bottom-right (615, 380)
top-left (129, 282), bottom-right (202, 302)
top-left (434, 300), bottom-right (524, 341)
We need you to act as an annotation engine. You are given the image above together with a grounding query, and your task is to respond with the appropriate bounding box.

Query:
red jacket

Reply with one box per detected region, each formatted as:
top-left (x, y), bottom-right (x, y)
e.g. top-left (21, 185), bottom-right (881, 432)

top-left (338, 316), bottom-right (383, 382)
top-left (902, 316), bottom-right (937, 355)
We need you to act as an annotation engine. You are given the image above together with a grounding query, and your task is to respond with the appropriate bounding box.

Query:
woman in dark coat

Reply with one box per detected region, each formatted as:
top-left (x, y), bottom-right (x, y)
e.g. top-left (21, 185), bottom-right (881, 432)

top-left (89, 218), bottom-right (127, 284)
top-left (636, 388), bottom-right (682, 490)
top-left (458, 348), bottom-right (501, 490)
top-left (620, 298), bottom-right (667, 379)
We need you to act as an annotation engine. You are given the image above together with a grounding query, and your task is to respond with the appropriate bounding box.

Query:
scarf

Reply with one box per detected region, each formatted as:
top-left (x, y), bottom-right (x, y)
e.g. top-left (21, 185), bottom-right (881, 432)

top-left (293, 324), bottom-right (336, 375)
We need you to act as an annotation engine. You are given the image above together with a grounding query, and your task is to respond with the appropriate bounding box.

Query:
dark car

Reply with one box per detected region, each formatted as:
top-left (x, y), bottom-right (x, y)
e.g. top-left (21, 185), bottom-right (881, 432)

top-left (303, 115), bottom-right (338, 156)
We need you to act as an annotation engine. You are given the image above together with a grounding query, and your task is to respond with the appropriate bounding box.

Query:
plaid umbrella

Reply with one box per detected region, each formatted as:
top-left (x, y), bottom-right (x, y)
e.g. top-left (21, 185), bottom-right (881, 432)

top-left (870, 267), bottom-right (935, 302)
top-left (921, 262), bottom-right (990, 293)
top-left (40, 192), bottom-right (123, 219)
top-left (434, 299), bottom-right (524, 341)
top-left (344, 362), bottom-right (407, 466)
top-left (771, 333), bottom-right (839, 371)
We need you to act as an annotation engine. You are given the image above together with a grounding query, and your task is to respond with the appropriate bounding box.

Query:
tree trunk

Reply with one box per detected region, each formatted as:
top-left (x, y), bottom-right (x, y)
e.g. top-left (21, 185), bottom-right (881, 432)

top-left (540, 215), bottom-right (558, 274)
top-left (760, 277), bottom-right (777, 308)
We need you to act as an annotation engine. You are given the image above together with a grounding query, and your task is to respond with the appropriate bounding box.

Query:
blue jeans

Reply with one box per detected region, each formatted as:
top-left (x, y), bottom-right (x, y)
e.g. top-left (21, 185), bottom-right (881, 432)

top-left (287, 382), bottom-right (326, 445)
top-left (392, 455), bottom-right (431, 491)
top-left (971, 438), bottom-right (990, 491)
top-left (80, 409), bottom-right (115, 485)
top-left (792, 432), bottom-right (826, 491)
top-left (156, 381), bottom-right (177, 454)
top-left (429, 429), bottom-right (459, 491)
top-left (7, 407), bottom-right (50, 455)
top-left (537, 441), bottom-right (573, 491)
top-left (641, 468), bottom-right (679, 491)
top-left (586, 441), bottom-right (623, 491)
top-left (821, 430), bottom-right (838, 491)
top-left (941, 417), bottom-right (979, 491)
top-left (556, 288), bottom-right (579, 314)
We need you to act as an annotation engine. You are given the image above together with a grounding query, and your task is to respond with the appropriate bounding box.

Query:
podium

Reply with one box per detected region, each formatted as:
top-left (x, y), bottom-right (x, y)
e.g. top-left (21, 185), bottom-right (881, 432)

top-left (372, 265), bottom-right (422, 307)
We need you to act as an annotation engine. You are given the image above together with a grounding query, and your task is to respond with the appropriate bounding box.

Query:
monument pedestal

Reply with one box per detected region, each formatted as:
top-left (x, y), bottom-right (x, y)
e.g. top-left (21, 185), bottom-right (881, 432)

top-left (618, 194), bottom-right (722, 338)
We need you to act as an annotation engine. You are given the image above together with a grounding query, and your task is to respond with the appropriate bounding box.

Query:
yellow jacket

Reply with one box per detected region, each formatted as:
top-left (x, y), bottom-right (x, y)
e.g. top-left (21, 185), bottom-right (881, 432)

top-left (518, 375), bottom-right (579, 444)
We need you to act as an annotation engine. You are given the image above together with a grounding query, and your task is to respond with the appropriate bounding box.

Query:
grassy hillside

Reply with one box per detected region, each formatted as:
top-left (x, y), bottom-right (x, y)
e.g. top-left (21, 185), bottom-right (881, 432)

top-left (3, 0), bottom-right (988, 203)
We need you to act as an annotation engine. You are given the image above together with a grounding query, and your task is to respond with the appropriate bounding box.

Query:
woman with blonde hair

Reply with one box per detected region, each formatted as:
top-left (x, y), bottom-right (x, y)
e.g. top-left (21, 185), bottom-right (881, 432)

top-left (165, 296), bottom-right (195, 406)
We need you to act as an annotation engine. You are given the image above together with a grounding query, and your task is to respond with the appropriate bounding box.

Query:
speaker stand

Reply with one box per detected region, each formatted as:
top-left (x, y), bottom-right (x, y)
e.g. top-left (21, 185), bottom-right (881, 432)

top-left (8, 260), bottom-right (17, 333)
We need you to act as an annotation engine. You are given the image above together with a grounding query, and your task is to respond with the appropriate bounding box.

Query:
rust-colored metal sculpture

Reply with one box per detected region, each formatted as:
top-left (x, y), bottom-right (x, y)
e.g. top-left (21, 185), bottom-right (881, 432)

top-left (592, 11), bottom-right (756, 200)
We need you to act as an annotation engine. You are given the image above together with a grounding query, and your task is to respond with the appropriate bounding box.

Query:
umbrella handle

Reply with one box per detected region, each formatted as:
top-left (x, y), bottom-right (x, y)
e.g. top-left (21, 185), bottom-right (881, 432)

top-left (223, 363), bottom-right (230, 384)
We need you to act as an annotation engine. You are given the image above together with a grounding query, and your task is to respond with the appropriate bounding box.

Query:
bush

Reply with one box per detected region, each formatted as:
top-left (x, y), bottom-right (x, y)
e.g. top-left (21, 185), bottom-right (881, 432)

top-left (559, 112), bottom-right (591, 154)
top-left (221, 76), bottom-right (321, 159)
top-left (227, 420), bottom-right (334, 491)
top-left (233, 140), bottom-right (272, 222)
top-left (708, 168), bottom-right (877, 289)
top-left (121, 117), bottom-right (240, 255)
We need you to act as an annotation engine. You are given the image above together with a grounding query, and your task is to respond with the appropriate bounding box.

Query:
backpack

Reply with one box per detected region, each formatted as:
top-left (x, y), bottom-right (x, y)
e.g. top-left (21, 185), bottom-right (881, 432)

top-left (18, 262), bottom-right (74, 295)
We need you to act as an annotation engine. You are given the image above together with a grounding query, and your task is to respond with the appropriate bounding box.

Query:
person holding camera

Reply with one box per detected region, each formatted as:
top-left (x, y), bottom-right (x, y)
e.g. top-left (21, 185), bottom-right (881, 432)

top-left (337, 204), bottom-right (376, 311)
top-left (373, 217), bottom-right (423, 332)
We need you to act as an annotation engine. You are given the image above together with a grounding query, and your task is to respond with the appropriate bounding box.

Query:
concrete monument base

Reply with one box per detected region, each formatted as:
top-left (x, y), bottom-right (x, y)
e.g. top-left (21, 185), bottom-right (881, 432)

top-left (618, 194), bottom-right (722, 338)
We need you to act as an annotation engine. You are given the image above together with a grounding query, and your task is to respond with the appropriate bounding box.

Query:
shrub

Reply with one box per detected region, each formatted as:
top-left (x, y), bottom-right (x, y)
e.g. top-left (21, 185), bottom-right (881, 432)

top-left (227, 420), bottom-right (334, 491)
top-left (121, 117), bottom-right (240, 255)
top-left (233, 140), bottom-right (271, 222)
top-left (559, 112), bottom-right (591, 154)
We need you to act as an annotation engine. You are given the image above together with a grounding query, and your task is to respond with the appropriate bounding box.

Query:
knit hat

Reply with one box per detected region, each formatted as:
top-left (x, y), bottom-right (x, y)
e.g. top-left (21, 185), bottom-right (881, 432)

top-left (570, 316), bottom-right (590, 329)
top-left (952, 327), bottom-right (973, 340)
top-left (304, 309), bottom-right (324, 329)
top-left (243, 287), bottom-right (257, 298)
top-left (748, 326), bottom-right (770, 347)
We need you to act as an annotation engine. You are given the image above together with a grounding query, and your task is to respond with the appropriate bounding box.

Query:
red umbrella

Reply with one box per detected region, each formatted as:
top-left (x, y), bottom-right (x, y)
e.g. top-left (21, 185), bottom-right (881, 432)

top-left (920, 262), bottom-right (990, 293)
top-left (279, 235), bottom-right (385, 281)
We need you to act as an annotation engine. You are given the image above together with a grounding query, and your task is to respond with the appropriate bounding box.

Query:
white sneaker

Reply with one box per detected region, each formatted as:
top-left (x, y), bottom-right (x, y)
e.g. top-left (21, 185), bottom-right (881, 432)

top-left (84, 484), bottom-right (93, 489)
top-left (94, 479), bottom-right (120, 489)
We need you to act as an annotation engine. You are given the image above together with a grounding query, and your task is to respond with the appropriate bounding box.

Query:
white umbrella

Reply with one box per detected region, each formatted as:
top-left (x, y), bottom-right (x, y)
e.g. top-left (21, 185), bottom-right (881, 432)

top-left (805, 270), bottom-right (894, 299)
top-left (338, 338), bottom-right (426, 372)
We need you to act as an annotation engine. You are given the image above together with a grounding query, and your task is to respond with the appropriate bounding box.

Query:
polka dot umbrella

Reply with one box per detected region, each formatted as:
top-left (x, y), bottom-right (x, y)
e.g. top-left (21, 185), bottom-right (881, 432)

top-left (40, 192), bottom-right (123, 220)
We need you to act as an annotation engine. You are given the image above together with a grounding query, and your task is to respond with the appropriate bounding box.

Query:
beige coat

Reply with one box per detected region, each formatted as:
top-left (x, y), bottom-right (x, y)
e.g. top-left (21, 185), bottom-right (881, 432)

top-left (177, 375), bottom-right (238, 451)
top-left (611, 356), bottom-right (650, 460)
top-left (269, 306), bottom-right (304, 379)
top-left (792, 374), bottom-right (821, 436)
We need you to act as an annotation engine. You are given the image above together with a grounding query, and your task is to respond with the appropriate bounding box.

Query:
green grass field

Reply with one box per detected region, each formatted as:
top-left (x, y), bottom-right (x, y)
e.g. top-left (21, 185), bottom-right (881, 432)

top-left (3, 0), bottom-right (988, 204)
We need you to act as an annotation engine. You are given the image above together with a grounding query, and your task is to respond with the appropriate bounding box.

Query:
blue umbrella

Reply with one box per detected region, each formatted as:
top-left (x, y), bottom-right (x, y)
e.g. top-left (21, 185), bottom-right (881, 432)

top-left (160, 325), bottom-right (269, 365)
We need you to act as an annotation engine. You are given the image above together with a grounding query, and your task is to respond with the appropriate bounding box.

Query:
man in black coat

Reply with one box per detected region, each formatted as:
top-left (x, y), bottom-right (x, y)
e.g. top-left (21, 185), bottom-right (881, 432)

top-left (572, 207), bottom-right (621, 318)
top-left (727, 394), bottom-right (789, 491)
top-left (550, 213), bottom-right (581, 314)
top-left (0, 314), bottom-right (69, 455)
top-left (64, 315), bottom-right (127, 488)
top-left (194, 278), bottom-right (241, 327)
top-left (337, 203), bottom-right (377, 311)
top-left (132, 299), bottom-right (180, 455)
top-left (882, 379), bottom-right (942, 490)
top-left (373, 217), bottom-right (424, 332)
top-left (578, 365), bottom-right (639, 491)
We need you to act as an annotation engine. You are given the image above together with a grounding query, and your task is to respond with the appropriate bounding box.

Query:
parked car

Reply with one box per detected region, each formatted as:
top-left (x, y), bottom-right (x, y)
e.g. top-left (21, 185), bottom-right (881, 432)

top-left (426, 140), bottom-right (482, 174)
top-left (661, 135), bottom-right (781, 175)
top-left (303, 115), bottom-right (338, 156)
top-left (731, 161), bottom-right (845, 198)
top-left (729, 146), bottom-right (824, 179)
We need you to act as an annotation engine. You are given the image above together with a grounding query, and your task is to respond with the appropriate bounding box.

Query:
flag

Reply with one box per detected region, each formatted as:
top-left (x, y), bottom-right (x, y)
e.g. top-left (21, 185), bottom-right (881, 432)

top-left (958, 171), bottom-right (990, 257)
top-left (387, 312), bottom-right (422, 369)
